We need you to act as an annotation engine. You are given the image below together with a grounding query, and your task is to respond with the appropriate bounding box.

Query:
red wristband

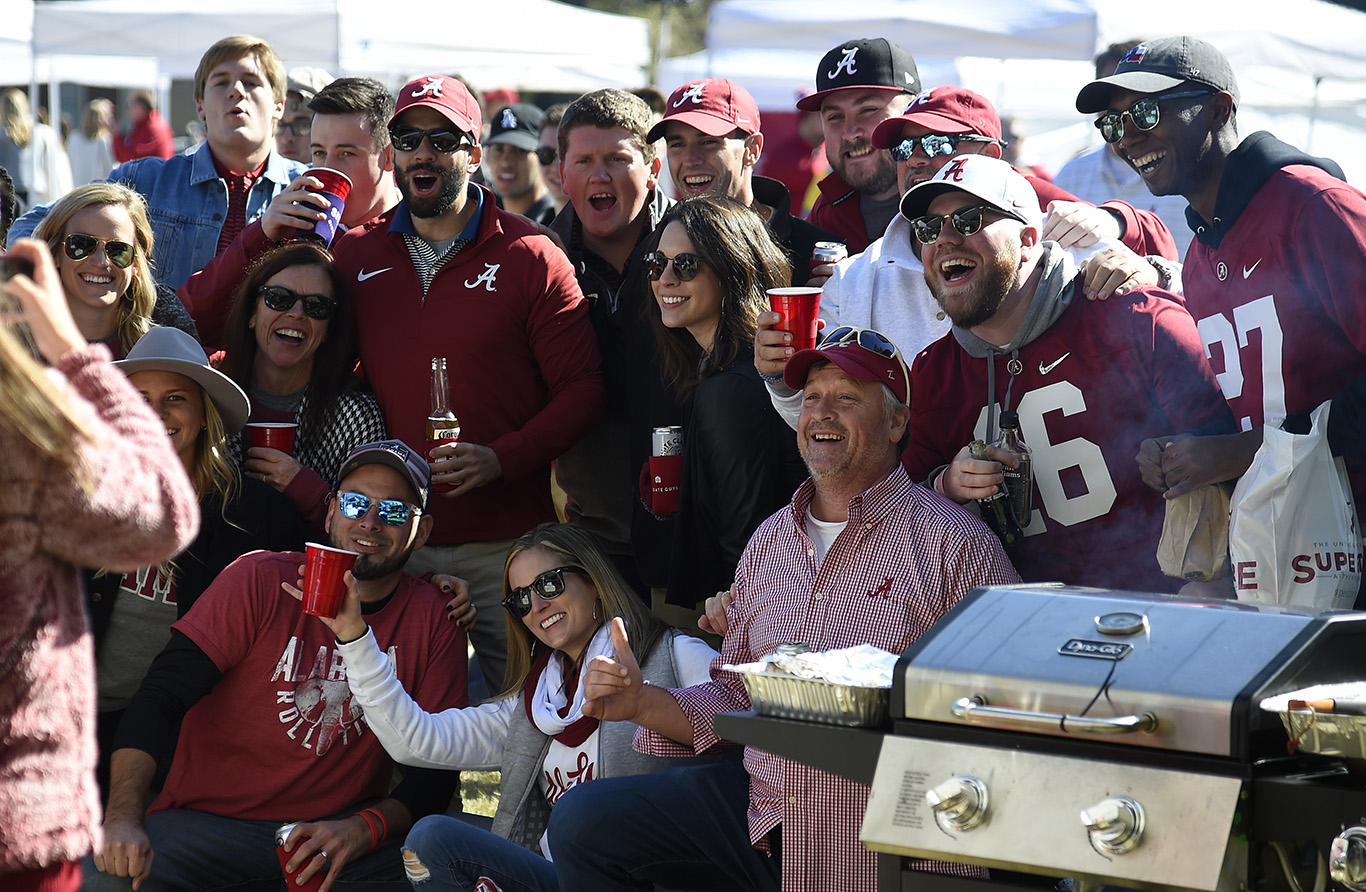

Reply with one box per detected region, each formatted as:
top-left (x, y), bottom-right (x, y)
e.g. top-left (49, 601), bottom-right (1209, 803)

top-left (361, 807), bottom-right (389, 845)
top-left (355, 809), bottom-right (380, 849)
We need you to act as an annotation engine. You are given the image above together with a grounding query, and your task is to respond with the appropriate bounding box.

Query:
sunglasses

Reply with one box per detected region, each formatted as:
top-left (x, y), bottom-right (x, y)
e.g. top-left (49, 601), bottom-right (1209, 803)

top-left (645, 251), bottom-right (702, 282)
top-left (909, 205), bottom-right (1021, 245)
top-left (258, 284), bottom-right (337, 321)
top-left (502, 565), bottom-right (587, 618)
top-left (63, 233), bottom-right (135, 269)
top-left (819, 325), bottom-right (910, 400)
top-left (388, 126), bottom-right (471, 153)
top-left (888, 133), bottom-right (999, 162)
top-left (535, 145), bottom-right (557, 166)
top-left (335, 491), bottom-right (421, 526)
top-left (1094, 89), bottom-right (1213, 144)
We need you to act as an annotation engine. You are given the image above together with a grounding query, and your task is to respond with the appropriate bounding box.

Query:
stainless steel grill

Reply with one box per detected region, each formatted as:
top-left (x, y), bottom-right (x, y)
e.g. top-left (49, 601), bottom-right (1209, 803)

top-left (717, 585), bottom-right (1366, 892)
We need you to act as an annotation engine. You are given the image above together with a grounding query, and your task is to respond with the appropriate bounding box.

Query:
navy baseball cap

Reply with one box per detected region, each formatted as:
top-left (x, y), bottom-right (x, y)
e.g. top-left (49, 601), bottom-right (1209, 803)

top-left (1076, 36), bottom-right (1240, 113)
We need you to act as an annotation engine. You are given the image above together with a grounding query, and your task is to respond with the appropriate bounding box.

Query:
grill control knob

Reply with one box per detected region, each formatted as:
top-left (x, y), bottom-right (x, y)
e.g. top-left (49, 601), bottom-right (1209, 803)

top-left (1331, 827), bottom-right (1366, 890)
top-left (926, 775), bottom-right (989, 832)
top-left (1081, 796), bottom-right (1145, 855)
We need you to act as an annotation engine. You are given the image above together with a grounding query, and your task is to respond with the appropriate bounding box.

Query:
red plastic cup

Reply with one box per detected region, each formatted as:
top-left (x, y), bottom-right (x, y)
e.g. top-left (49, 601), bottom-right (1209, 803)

top-left (304, 167), bottom-right (352, 245)
top-left (768, 287), bottom-right (822, 351)
top-left (303, 542), bottom-right (359, 618)
top-left (245, 422), bottom-right (298, 454)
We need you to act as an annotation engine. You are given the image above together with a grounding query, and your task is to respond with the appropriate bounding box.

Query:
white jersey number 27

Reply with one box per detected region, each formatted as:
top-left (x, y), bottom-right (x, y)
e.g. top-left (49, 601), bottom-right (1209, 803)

top-left (975, 381), bottom-right (1116, 534)
top-left (1195, 295), bottom-right (1285, 431)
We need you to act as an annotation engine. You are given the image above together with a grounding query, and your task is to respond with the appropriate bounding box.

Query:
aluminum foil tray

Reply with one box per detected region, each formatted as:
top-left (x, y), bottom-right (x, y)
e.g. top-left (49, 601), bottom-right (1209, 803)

top-left (1261, 683), bottom-right (1366, 758)
top-left (735, 668), bottom-right (890, 727)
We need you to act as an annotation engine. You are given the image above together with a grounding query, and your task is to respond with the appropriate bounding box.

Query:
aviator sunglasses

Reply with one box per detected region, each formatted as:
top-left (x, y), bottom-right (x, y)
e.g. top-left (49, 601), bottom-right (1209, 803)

top-left (387, 126), bottom-right (472, 153)
top-left (1094, 89), bottom-right (1214, 144)
top-left (502, 565), bottom-right (588, 618)
top-left (889, 133), bottom-right (999, 162)
top-left (909, 205), bottom-right (1023, 245)
top-left (819, 325), bottom-right (911, 399)
top-left (63, 233), bottom-right (136, 269)
top-left (335, 491), bottom-right (421, 526)
top-left (258, 284), bottom-right (337, 321)
top-left (645, 251), bottom-right (702, 282)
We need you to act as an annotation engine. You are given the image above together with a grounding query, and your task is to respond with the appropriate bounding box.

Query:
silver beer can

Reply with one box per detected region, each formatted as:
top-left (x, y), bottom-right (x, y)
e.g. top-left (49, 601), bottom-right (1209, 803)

top-left (809, 241), bottom-right (848, 278)
top-left (652, 426), bottom-right (683, 457)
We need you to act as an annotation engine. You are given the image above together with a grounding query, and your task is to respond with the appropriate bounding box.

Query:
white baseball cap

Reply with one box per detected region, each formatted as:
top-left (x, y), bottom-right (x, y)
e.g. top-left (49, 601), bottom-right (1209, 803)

top-left (899, 154), bottom-right (1041, 226)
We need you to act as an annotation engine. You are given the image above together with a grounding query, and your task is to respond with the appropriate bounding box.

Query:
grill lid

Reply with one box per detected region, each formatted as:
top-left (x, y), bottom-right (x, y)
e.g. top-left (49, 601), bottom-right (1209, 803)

top-left (895, 586), bottom-right (1366, 758)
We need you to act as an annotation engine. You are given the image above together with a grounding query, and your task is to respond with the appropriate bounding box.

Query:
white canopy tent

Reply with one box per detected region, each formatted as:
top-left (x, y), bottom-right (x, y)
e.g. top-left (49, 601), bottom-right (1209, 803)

top-left (26, 0), bottom-right (651, 90)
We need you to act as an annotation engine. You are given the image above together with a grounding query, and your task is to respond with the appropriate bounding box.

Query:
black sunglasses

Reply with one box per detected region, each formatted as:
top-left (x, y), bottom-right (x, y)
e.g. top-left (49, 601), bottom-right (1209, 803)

top-left (1094, 89), bottom-right (1213, 144)
top-left (502, 565), bottom-right (587, 619)
top-left (63, 233), bottom-right (135, 269)
top-left (535, 145), bottom-right (557, 166)
top-left (258, 284), bottom-right (337, 321)
top-left (645, 250), bottom-right (702, 282)
top-left (819, 326), bottom-right (910, 399)
top-left (910, 205), bottom-right (1021, 245)
top-left (388, 126), bottom-right (471, 153)
top-left (888, 133), bottom-right (999, 162)
top-left (335, 491), bottom-right (421, 526)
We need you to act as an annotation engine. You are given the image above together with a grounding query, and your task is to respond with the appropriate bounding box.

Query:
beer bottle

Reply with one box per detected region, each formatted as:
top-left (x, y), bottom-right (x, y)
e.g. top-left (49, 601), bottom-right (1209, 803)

top-left (970, 439), bottom-right (1022, 548)
top-left (991, 410), bottom-right (1033, 529)
top-left (427, 358), bottom-right (460, 493)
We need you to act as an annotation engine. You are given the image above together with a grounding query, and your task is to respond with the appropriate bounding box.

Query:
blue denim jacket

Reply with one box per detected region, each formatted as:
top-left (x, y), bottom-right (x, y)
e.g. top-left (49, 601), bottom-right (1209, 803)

top-left (10, 145), bottom-right (304, 291)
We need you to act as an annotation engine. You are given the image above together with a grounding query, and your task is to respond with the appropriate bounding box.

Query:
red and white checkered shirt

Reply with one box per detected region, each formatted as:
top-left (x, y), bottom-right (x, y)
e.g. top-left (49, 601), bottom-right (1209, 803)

top-left (637, 465), bottom-right (1021, 891)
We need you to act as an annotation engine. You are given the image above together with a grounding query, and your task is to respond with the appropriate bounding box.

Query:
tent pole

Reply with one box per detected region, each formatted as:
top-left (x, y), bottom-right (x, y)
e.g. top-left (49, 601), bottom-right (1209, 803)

top-left (1307, 76), bottom-right (1322, 152)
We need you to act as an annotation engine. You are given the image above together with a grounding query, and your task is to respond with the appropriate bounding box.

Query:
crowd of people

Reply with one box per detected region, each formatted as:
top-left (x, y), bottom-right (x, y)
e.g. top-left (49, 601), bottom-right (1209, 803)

top-left (1, 25), bottom-right (1364, 892)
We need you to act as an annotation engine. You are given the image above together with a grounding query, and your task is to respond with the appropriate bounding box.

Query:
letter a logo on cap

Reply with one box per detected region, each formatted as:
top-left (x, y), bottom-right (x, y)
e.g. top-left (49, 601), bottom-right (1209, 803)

top-left (412, 76), bottom-right (443, 98)
top-left (943, 158), bottom-right (968, 182)
top-left (828, 47), bottom-right (859, 80)
top-left (674, 83), bottom-right (706, 107)
top-left (501, 108), bottom-right (517, 128)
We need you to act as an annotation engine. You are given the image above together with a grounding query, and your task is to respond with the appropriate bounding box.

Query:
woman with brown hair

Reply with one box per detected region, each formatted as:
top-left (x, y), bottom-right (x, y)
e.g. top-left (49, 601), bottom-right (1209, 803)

top-left (218, 240), bottom-right (386, 526)
top-left (645, 195), bottom-right (807, 608)
top-left (0, 238), bottom-right (197, 892)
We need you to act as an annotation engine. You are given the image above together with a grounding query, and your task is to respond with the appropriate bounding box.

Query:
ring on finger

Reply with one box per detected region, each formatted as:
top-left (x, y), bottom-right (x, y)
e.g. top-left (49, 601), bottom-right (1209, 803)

top-left (319, 850), bottom-right (329, 861)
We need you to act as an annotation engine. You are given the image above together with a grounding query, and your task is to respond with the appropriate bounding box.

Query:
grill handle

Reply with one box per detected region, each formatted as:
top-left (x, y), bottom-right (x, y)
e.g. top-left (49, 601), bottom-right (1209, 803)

top-left (951, 696), bottom-right (1158, 734)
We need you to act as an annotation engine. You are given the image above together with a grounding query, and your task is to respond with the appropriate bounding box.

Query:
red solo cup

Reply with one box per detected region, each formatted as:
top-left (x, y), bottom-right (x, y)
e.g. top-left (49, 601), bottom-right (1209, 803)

top-left (245, 422), bottom-right (298, 454)
top-left (303, 167), bottom-right (352, 245)
top-left (768, 287), bottom-right (822, 351)
top-left (302, 542), bottom-right (359, 618)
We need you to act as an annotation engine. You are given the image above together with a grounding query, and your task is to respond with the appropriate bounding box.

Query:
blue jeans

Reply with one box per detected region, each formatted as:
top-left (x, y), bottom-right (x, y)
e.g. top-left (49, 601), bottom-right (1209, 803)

top-left (403, 814), bottom-right (558, 892)
top-left (80, 807), bottom-right (409, 892)
top-left (547, 756), bottom-right (780, 892)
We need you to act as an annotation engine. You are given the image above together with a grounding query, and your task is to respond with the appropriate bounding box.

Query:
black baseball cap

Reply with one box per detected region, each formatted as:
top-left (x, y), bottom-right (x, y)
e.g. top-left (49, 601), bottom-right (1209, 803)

top-left (796, 38), bottom-right (920, 112)
top-left (486, 103), bottom-right (544, 152)
top-left (1076, 36), bottom-right (1240, 113)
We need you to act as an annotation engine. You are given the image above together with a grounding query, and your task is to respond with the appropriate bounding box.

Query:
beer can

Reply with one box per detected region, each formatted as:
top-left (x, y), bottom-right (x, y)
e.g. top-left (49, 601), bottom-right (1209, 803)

top-left (809, 241), bottom-right (848, 279)
top-left (652, 426), bottom-right (683, 457)
top-left (275, 822), bottom-right (299, 848)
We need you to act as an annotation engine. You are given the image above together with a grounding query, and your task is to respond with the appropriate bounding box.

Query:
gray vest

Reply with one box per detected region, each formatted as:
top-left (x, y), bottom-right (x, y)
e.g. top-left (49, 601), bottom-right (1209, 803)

top-left (490, 629), bottom-right (705, 850)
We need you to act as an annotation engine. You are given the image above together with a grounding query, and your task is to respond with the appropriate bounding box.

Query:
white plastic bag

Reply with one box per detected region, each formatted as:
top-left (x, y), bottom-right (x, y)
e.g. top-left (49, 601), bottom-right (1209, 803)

top-left (1230, 401), bottom-right (1363, 609)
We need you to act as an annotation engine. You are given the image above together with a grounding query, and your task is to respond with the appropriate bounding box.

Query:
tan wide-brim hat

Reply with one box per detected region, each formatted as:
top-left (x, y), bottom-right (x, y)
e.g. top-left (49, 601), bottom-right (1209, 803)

top-left (114, 326), bottom-right (251, 433)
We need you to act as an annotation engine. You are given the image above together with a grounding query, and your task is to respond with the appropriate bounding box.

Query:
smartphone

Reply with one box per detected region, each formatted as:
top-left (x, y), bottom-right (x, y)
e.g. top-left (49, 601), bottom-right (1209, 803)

top-left (0, 254), bottom-right (34, 284)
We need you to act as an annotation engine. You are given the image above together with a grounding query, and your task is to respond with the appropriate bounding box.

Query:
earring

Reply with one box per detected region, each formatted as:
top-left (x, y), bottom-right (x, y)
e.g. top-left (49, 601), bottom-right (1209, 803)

top-left (593, 600), bottom-right (602, 623)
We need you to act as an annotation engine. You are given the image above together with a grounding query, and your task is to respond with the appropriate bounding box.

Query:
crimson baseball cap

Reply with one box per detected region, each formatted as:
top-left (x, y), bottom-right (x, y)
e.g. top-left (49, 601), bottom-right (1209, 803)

top-left (899, 154), bottom-right (1042, 225)
top-left (795, 38), bottom-right (920, 113)
top-left (784, 336), bottom-right (910, 405)
top-left (647, 78), bottom-right (761, 143)
top-left (391, 75), bottom-right (482, 139)
top-left (872, 86), bottom-right (1003, 147)
top-left (1075, 36), bottom-right (1240, 113)
top-left (337, 439), bottom-right (432, 509)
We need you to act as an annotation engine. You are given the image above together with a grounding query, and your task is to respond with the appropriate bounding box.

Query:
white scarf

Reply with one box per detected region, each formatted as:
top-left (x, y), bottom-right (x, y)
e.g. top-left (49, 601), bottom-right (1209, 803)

top-left (528, 622), bottom-right (613, 738)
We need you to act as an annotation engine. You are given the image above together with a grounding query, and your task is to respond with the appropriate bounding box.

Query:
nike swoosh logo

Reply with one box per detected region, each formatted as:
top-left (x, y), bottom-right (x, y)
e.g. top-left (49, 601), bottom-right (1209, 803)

top-left (1242, 259), bottom-right (1261, 279)
top-left (1039, 353), bottom-right (1070, 375)
top-left (357, 267), bottom-right (392, 282)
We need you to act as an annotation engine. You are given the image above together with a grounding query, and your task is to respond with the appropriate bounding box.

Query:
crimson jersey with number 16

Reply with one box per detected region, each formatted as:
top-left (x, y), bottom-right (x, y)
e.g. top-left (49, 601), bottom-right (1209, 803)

top-left (902, 284), bottom-right (1230, 591)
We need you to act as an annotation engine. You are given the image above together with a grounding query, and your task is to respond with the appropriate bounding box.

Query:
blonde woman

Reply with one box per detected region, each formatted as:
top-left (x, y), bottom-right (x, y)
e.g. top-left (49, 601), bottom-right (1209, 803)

top-left (33, 182), bottom-right (196, 358)
top-left (0, 238), bottom-right (197, 892)
top-left (87, 326), bottom-right (308, 792)
top-left (0, 88), bottom-right (74, 210)
top-left (66, 98), bottom-right (117, 185)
